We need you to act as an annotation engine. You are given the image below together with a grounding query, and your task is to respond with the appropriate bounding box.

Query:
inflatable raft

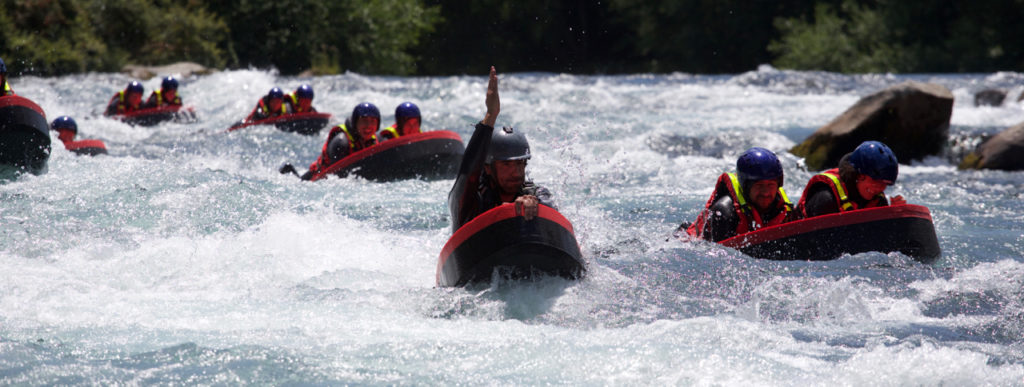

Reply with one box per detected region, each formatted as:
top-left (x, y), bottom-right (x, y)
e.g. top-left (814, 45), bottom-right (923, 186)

top-left (713, 204), bottom-right (940, 263)
top-left (310, 130), bottom-right (465, 182)
top-left (227, 112), bottom-right (331, 135)
top-left (116, 105), bottom-right (197, 126)
top-left (437, 203), bottom-right (586, 287)
top-left (62, 139), bottom-right (107, 156)
top-left (0, 95), bottom-right (50, 174)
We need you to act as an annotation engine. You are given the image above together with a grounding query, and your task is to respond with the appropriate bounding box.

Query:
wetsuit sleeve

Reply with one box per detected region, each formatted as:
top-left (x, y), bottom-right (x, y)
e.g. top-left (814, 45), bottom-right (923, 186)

top-left (703, 196), bottom-right (739, 242)
top-left (104, 95), bottom-right (119, 116)
top-left (803, 187), bottom-right (839, 218)
top-left (534, 185), bottom-right (556, 210)
top-left (448, 122), bottom-right (494, 232)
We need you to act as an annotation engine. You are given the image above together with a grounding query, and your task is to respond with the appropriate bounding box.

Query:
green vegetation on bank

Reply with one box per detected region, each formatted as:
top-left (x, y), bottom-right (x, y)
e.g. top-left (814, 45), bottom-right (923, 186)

top-left (1, 0), bottom-right (1022, 76)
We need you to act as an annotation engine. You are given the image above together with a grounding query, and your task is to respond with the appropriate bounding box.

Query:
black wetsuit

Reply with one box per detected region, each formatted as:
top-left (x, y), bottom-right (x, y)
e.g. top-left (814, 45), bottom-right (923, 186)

top-left (448, 122), bottom-right (554, 232)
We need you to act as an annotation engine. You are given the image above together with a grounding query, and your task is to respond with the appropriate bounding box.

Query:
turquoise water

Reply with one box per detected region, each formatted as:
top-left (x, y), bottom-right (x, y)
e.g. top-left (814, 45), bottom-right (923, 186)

top-left (1, 67), bottom-right (1023, 384)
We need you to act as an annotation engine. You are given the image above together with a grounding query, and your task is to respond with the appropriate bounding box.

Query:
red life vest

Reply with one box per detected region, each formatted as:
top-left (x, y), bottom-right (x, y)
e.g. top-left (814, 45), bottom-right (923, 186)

top-left (258, 98), bottom-right (287, 117)
top-left (150, 89), bottom-right (182, 107)
top-left (796, 168), bottom-right (885, 217)
top-left (378, 125), bottom-right (400, 140)
top-left (113, 91), bottom-right (135, 114)
top-left (687, 172), bottom-right (793, 239)
top-left (307, 124), bottom-right (376, 175)
top-left (285, 93), bottom-right (313, 113)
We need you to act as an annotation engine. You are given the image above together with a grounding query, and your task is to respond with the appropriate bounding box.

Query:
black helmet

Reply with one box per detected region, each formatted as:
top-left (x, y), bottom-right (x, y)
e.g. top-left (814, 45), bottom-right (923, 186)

top-left (351, 102), bottom-right (380, 121)
top-left (127, 81), bottom-right (144, 94)
top-left (736, 147), bottom-right (783, 188)
top-left (395, 102), bottom-right (420, 119)
top-left (268, 87), bottom-right (284, 99)
top-left (295, 84), bottom-right (314, 99)
top-left (848, 141), bottom-right (898, 184)
top-left (51, 116), bottom-right (78, 134)
top-left (486, 126), bottom-right (531, 164)
top-left (161, 76), bottom-right (178, 90)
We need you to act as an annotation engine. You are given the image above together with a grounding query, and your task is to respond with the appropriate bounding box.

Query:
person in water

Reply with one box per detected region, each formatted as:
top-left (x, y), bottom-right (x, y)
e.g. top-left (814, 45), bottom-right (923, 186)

top-left (51, 116), bottom-right (79, 145)
top-left (796, 140), bottom-right (906, 218)
top-left (284, 84), bottom-right (316, 114)
top-left (245, 87), bottom-right (287, 122)
top-left (378, 101), bottom-right (422, 140)
top-left (685, 147), bottom-right (795, 242)
top-left (105, 81), bottom-right (145, 116)
top-left (299, 102), bottom-right (381, 180)
top-left (144, 76), bottom-right (182, 108)
top-left (449, 66), bottom-right (554, 231)
top-left (0, 57), bottom-right (14, 96)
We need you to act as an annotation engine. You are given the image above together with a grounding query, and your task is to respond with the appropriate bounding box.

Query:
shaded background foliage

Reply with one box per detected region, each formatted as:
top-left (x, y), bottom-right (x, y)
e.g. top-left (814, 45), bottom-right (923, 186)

top-left (1, 0), bottom-right (1022, 76)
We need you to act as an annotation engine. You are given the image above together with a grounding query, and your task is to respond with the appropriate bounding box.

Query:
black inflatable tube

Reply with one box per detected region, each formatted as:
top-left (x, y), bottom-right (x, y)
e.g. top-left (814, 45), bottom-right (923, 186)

top-left (718, 204), bottom-right (941, 263)
top-left (437, 204), bottom-right (585, 287)
top-left (312, 131), bottom-right (465, 182)
top-left (0, 96), bottom-right (50, 174)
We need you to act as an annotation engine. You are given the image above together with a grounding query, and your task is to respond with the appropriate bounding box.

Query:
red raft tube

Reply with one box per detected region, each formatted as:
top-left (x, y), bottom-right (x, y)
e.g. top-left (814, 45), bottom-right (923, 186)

top-left (115, 105), bottom-right (198, 127)
top-left (309, 130), bottom-right (465, 182)
top-left (227, 112), bottom-right (331, 135)
top-left (437, 203), bottom-right (586, 287)
top-left (62, 139), bottom-right (107, 156)
top-left (699, 204), bottom-right (941, 263)
top-left (0, 95), bottom-right (50, 174)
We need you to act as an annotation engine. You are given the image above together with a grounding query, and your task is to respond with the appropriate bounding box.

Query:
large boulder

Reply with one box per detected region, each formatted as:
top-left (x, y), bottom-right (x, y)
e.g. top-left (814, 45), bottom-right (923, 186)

top-left (974, 89), bottom-right (1006, 107)
top-left (791, 81), bottom-right (953, 170)
top-left (121, 62), bottom-right (213, 79)
top-left (958, 123), bottom-right (1024, 171)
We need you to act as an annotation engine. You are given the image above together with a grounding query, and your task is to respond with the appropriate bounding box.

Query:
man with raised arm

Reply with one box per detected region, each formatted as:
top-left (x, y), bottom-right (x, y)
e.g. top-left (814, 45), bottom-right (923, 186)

top-left (448, 66), bottom-right (554, 232)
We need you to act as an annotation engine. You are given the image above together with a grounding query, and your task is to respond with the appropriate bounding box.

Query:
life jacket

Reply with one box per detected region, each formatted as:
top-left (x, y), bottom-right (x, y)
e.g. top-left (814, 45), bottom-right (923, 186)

top-left (112, 91), bottom-right (134, 114)
top-left (796, 168), bottom-right (886, 217)
top-left (258, 98), bottom-right (287, 117)
top-left (307, 124), bottom-right (376, 176)
top-left (379, 125), bottom-right (400, 140)
top-left (150, 89), bottom-right (182, 107)
top-left (1, 81), bottom-right (13, 96)
top-left (285, 93), bottom-right (314, 113)
top-left (687, 172), bottom-right (792, 238)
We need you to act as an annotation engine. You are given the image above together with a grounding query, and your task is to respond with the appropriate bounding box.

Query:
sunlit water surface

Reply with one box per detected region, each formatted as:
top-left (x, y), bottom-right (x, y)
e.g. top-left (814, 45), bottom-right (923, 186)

top-left (2, 66), bottom-right (1023, 384)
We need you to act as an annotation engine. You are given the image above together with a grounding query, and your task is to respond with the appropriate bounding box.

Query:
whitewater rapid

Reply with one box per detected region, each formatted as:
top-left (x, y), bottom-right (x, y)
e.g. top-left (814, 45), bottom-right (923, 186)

top-left (1, 66), bottom-right (1023, 384)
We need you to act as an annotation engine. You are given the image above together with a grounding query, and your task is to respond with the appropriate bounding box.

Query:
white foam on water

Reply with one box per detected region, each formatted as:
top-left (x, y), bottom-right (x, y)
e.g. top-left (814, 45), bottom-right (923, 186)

top-left (2, 69), bottom-right (1023, 383)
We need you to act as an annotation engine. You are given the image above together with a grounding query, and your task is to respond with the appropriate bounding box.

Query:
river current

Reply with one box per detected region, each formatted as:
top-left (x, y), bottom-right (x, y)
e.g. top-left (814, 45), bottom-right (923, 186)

top-left (1, 66), bottom-right (1023, 384)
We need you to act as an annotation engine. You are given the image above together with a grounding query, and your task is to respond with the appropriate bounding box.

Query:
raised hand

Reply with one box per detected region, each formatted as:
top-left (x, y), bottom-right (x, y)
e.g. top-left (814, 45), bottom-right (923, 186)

top-left (483, 66), bottom-right (500, 127)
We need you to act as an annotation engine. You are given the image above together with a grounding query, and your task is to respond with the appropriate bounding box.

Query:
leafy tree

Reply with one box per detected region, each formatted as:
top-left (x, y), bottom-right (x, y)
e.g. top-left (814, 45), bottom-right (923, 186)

top-left (769, 0), bottom-right (1024, 73)
top-left (0, 0), bottom-right (115, 74)
top-left (769, 0), bottom-right (915, 73)
top-left (135, 0), bottom-right (231, 68)
top-left (325, 0), bottom-right (441, 75)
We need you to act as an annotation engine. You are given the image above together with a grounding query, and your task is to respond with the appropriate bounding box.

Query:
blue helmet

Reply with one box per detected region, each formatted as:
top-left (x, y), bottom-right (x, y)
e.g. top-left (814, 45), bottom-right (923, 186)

top-left (51, 116), bottom-right (78, 134)
top-left (268, 87), bottom-right (284, 99)
top-left (127, 81), bottom-right (144, 94)
top-left (487, 126), bottom-right (531, 164)
top-left (395, 102), bottom-right (420, 120)
top-left (0, 57), bottom-right (6, 74)
top-left (737, 147), bottom-right (783, 188)
top-left (352, 102), bottom-right (380, 120)
top-left (295, 84), bottom-right (314, 99)
top-left (848, 140), bottom-right (898, 184)
top-left (161, 76), bottom-right (178, 90)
